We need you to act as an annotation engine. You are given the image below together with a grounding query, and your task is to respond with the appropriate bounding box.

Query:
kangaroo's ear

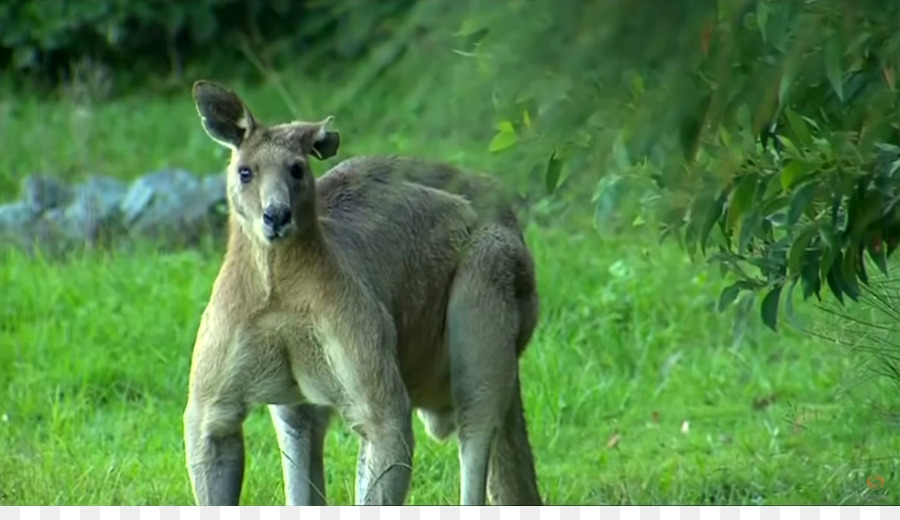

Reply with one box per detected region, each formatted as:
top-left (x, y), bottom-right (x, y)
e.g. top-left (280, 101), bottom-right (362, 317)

top-left (192, 80), bottom-right (256, 150)
top-left (310, 116), bottom-right (340, 160)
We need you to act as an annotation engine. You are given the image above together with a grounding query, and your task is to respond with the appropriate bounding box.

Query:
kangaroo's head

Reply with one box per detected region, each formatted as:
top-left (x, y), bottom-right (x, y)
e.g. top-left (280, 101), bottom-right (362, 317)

top-left (192, 80), bottom-right (341, 245)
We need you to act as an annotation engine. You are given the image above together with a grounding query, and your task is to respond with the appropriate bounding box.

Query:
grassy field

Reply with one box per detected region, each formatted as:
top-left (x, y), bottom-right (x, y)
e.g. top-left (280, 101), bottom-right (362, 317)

top-left (1, 77), bottom-right (898, 505)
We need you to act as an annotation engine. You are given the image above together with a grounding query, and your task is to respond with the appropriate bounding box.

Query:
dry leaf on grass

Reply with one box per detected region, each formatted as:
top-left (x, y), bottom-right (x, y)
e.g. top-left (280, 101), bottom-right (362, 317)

top-left (606, 431), bottom-right (620, 449)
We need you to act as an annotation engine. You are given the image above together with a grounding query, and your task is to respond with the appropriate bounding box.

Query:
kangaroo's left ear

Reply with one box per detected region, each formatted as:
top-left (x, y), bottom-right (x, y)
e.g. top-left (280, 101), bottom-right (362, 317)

top-left (310, 116), bottom-right (340, 160)
top-left (192, 80), bottom-right (256, 150)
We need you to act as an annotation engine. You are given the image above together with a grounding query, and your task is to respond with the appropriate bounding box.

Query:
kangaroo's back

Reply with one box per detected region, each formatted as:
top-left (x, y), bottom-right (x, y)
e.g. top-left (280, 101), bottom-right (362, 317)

top-left (313, 155), bottom-right (531, 309)
top-left (317, 155), bottom-right (524, 233)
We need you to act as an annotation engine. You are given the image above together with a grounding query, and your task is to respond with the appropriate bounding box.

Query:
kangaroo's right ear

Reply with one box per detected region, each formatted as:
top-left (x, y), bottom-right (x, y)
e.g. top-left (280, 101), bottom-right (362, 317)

top-left (192, 80), bottom-right (256, 150)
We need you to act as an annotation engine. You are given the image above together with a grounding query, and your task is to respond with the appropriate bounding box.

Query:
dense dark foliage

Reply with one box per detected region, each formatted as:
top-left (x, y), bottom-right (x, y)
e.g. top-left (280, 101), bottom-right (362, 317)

top-left (0, 0), bottom-right (415, 87)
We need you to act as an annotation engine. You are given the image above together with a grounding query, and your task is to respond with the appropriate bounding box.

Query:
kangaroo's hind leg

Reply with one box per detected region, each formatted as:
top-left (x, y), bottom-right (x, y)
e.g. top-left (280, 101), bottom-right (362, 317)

top-left (447, 225), bottom-right (541, 505)
top-left (487, 372), bottom-right (541, 505)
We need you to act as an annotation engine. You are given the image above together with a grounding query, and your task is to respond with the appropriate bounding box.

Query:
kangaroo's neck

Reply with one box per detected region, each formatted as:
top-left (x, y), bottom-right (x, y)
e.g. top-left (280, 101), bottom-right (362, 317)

top-left (227, 214), bottom-right (336, 302)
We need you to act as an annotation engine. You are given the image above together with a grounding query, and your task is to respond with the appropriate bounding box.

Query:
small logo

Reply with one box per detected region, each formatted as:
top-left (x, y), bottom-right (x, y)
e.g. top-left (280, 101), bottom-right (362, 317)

top-left (867, 474), bottom-right (885, 490)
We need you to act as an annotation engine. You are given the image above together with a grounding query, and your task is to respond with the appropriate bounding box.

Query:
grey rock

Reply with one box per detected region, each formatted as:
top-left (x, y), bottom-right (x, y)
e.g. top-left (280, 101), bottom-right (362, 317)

top-left (0, 202), bottom-right (40, 250)
top-left (0, 201), bottom-right (36, 228)
top-left (71, 176), bottom-right (129, 214)
top-left (121, 169), bottom-right (226, 246)
top-left (62, 176), bottom-right (129, 245)
top-left (200, 173), bottom-right (229, 219)
top-left (20, 175), bottom-right (72, 214)
top-left (2, 170), bottom-right (231, 256)
top-left (201, 173), bottom-right (227, 206)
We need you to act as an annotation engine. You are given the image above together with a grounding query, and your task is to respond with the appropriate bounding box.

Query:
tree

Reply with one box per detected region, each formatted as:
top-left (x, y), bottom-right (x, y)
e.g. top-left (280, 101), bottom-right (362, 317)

top-left (438, 0), bottom-right (900, 356)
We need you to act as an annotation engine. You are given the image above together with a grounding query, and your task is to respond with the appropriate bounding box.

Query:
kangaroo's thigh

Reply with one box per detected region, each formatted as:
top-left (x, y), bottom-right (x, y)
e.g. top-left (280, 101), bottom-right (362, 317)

top-left (446, 226), bottom-right (528, 505)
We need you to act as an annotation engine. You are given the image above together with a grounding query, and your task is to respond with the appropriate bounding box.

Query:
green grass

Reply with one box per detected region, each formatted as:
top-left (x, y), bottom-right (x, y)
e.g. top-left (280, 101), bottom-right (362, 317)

top-left (1, 77), bottom-right (898, 506)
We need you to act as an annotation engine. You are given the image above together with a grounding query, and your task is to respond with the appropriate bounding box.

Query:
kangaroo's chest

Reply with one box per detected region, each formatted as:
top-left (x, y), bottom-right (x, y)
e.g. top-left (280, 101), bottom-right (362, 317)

top-left (240, 311), bottom-right (343, 408)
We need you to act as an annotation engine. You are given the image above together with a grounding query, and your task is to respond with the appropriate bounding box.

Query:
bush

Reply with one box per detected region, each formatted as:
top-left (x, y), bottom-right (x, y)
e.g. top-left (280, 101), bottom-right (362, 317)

top-left (0, 0), bottom-right (416, 90)
top-left (416, 0), bottom-right (900, 334)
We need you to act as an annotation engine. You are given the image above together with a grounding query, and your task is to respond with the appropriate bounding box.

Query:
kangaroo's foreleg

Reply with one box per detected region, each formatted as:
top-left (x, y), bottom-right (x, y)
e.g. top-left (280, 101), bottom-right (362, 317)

top-left (336, 317), bottom-right (415, 505)
top-left (355, 439), bottom-right (369, 500)
top-left (269, 403), bottom-right (332, 505)
top-left (355, 409), bottom-right (415, 505)
top-left (183, 401), bottom-right (248, 505)
top-left (184, 314), bottom-right (250, 506)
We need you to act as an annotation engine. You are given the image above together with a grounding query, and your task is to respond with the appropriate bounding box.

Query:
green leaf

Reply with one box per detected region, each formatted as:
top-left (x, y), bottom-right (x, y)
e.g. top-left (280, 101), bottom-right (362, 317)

top-left (678, 100), bottom-right (707, 160)
top-left (545, 151), bottom-right (564, 194)
top-left (631, 74), bottom-right (644, 100)
top-left (756, 0), bottom-right (770, 42)
top-left (780, 161), bottom-right (816, 191)
top-left (867, 236), bottom-right (889, 276)
top-left (819, 225), bottom-right (837, 251)
top-left (700, 189), bottom-right (729, 255)
top-left (496, 120), bottom-right (515, 133)
top-left (593, 174), bottom-right (625, 226)
top-left (717, 282), bottom-right (743, 313)
top-left (727, 174), bottom-right (759, 230)
top-left (784, 108), bottom-right (812, 149)
top-left (738, 210), bottom-right (761, 253)
top-left (760, 195), bottom-right (789, 221)
top-left (841, 248), bottom-right (861, 301)
top-left (855, 247), bottom-right (869, 286)
top-left (788, 224), bottom-right (819, 277)
top-left (778, 62), bottom-right (796, 107)
top-left (800, 251), bottom-right (821, 301)
top-left (787, 181), bottom-right (818, 226)
top-left (776, 135), bottom-right (802, 158)
top-left (612, 132), bottom-right (630, 170)
top-left (732, 292), bottom-right (756, 349)
top-left (824, 38), bottom-right (844, 102)
top-left (825, 250), bottom-right (845, 305)
top-left (783, 279), bottom-right (805, 329)
top-left (760, 284), bottom-right (783, 332)
top-left (456, 18), bottom-right (487, 37)
top-left (488, 122), bottom-right (518, 153)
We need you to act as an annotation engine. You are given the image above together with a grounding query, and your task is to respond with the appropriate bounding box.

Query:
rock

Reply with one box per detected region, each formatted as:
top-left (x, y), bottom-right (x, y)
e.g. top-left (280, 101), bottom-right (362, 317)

top-left (200, 172), bottom-right (229, 224)
top-left (201, 173), bottom-right (227, 206)
top-left (19, 175), bottom-right (72, 214)
top-left (1, 176), bottom-right (128, 255)
top-left (2, 170), bottom-right (230, 256)
top-left (120, 169), bottom-right (227, 246)
top-left (0, 202), bottom-right (40, 250)
top-left (62, 176), bottom-right (129, 245)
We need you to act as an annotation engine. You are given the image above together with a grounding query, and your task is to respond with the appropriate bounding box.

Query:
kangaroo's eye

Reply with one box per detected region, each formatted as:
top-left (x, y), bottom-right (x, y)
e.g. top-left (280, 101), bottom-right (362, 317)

top-left (237, 166), bottom-right (253, 184)
top-left (290, 163), bottom-right (305, 180)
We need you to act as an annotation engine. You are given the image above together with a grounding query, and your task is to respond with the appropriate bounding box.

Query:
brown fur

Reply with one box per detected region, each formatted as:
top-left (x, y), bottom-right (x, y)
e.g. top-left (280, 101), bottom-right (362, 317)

top-left (182, 80), bottom-right (542, 505)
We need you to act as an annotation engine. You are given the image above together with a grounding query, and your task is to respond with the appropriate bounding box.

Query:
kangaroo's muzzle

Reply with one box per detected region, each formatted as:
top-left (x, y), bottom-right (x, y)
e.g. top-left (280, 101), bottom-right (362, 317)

top-left (262, 204), bottom-right (294, 240)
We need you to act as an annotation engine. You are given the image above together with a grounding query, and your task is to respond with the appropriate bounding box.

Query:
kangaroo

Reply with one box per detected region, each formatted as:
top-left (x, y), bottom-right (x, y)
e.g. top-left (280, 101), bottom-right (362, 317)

top-left (183, 80), bottom-right (542, 506)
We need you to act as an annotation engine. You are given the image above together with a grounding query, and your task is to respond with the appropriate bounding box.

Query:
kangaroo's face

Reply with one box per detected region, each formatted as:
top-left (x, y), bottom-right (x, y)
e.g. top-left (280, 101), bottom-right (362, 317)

top-left (192, 80), bottom-right (341, 244)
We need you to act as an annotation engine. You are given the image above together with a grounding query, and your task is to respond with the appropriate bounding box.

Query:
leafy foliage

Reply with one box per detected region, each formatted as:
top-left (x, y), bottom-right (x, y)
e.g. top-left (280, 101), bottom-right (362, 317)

top-left (428, 0), bottom-right (900, 334)
top-left (662, 0), bottom-right (900, 332)
top-left (0, 0), bottom-right (415, 87)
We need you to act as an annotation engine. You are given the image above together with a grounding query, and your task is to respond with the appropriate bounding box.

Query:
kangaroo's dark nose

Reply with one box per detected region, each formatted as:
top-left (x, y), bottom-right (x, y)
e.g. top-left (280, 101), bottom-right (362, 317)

top-left (262, 204), bottom-right (292, 231)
